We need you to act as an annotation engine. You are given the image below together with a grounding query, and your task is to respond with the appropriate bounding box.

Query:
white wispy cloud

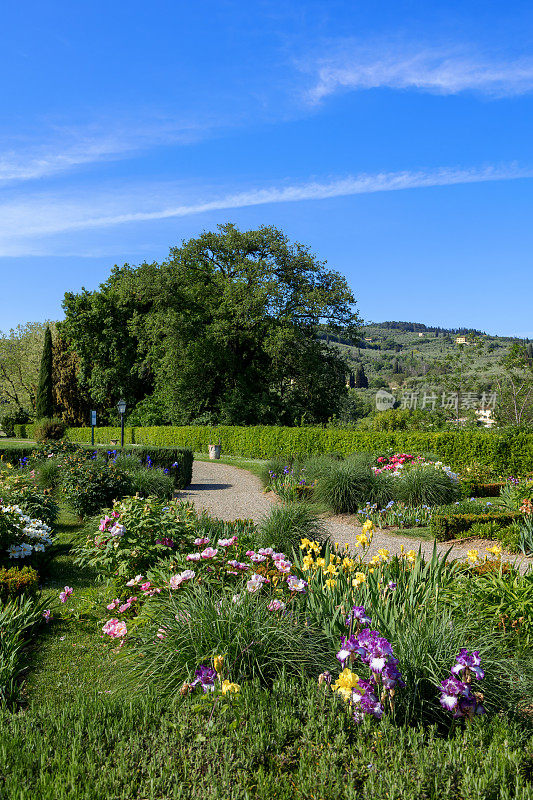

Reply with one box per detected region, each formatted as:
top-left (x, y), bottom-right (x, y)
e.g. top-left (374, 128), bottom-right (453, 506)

top-left (0, 163), bottom-right (530, 256)
top-left (0, 119), bottom-right (210, 185)
top-left (304, 42), bottom-right (533, 103)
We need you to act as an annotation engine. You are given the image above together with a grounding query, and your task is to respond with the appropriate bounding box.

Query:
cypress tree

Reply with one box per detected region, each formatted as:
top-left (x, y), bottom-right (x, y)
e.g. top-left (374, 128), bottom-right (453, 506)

top-left (36, 326), bottom-right (54, 419)
top-left (354, 364), bottom-right (369, 388)
top-left (348, 372), bottom-right (356, 389)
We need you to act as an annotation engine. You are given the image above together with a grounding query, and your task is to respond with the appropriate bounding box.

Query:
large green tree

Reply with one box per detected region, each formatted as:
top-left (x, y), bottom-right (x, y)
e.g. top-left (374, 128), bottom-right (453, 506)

top-left (62, 224), bottom-right (359, 425)
top-left (0, 322), bottom-right (52, 414)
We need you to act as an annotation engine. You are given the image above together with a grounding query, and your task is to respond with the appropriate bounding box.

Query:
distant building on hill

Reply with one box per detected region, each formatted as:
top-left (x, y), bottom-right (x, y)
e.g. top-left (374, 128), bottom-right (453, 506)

top-left (455, 336), bottom-right (469, 345)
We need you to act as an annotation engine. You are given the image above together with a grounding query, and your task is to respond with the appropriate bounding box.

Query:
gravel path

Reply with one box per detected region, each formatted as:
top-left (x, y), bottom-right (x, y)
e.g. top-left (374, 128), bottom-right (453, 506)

top-left (179, 460), bottom-right (532, 572)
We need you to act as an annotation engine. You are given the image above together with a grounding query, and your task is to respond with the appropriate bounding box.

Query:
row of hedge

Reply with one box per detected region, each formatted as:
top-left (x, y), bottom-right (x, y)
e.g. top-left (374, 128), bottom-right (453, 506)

top-left (66, 425), bottom-right (533, 474)
top-left (0, 443), bottom-right (193, 490)
top-left (91, 445), bottom-right (193, 489)
top-left (430, 511), bottom-right (521, 542)
top-left (12, 424), bottom-right (36, 439)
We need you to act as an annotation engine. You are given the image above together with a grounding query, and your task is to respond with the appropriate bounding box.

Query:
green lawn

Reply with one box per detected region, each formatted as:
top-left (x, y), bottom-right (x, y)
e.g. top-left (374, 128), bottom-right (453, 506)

top-left (193, 451), bottom-right (268, 480)
top-left (24, 505), bottom-right (128, 705)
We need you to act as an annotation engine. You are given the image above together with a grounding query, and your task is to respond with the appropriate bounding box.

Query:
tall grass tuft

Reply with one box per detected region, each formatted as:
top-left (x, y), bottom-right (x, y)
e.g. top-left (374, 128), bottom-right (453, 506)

top-left (127, 587), bottom-right (333, 694)
top-left (394, 467), bottom-right (460, 506)
top-left (0, 596), bottom-right (45, 705)
top-left (314, 460), bottom-right (385, 514)
top-left (257, 502), bottom-right (327, 553)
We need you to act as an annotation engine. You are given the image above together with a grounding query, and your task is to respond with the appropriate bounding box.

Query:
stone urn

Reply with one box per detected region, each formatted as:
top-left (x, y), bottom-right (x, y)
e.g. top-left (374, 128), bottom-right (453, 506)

top-left (208, 444), bottom-right (221, 460)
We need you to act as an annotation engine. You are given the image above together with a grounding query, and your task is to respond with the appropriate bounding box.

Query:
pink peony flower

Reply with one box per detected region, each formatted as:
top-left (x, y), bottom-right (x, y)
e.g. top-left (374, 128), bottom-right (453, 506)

top-left (106, 599), bottom-right (120, 611)
top-left (201, 547), bottom-right (218, 559)
top-left (218, 536), bottom-right (238, 547)
top-left (194, 537), bottom-right (210, 546)
top-left (59, 586), bottom-right (73, 603)
top-left (126, 575), bottom-right (143, 587)
top-left (268, 599), bottom-right (286, 612)
top-left (274, 559), bottom-right (292, 574)
top-left (118, 602), bottom-right (131, 613)
top-left (99, 515), bottom-right (112, 532)
top-left (186, 553), bottom-right (201, 562)
top-left (140, 582), bottom-right (151, 591)
top-left (42, 609), bottom-right (52, 623)
top-left (250, 553), bottom-right (267, 563)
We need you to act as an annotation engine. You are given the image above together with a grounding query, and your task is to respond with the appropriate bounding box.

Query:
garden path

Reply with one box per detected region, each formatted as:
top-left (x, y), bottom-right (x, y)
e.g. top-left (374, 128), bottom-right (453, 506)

top-left (178, 460), bottom-right (533, 572)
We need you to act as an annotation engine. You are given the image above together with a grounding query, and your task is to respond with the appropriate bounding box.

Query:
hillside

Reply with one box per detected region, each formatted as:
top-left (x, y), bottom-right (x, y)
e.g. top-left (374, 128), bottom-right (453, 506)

top-left (324, 322), bottom-right (530, 394)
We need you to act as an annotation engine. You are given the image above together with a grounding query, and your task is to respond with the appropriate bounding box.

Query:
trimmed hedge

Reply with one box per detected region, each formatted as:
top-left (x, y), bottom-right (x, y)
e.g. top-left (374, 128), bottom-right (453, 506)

top-left (87, 445), bottom-right (193, 489)
top-left (0, 566), bottom-right (39, 602)
top-left (10, 424), bottom-right (36, 440)
top-left (67, 425), bottom-right (533, 474)
top-left (0, 445), bottom-right (36, 465)
top-left (430, 511), bottom-right (521, 542)
top-left (68, 426), bottom-right (134, 445)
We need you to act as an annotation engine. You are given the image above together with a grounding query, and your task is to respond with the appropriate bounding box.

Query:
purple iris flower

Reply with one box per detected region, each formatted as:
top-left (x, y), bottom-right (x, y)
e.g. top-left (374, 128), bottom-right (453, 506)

top-left (381, 658), bottom-right (405, 689)
top-left (352, 606), bottom-right (372, 626)
top-left (439, 676), bottom-right (468, 711)
top-left (451, 649), bottom-right (485, 680)
top-left (190, 664), bottom-right (217, 693)
top-left (336, 635), bottom-right (363, 664)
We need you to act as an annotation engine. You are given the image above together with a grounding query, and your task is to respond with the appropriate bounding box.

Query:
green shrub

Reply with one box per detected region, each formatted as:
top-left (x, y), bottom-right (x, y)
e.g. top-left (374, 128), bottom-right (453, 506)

top-left (60, 459), bottom-right (133, 517)
top-left (430, 511), bottom-right (521, 541)
top-left (0, 445), bottom-right (35, 466)
top-left (257, 502), bottom-right (327, 553)
top-left (33, 417), bottom-right (67, 442)
top-left (394, 467), bottom-right (460, 506)
top-left (86, 445), bottom-right (193, 489)
top-left (67, 425), bottom-right (533, 474)
top-left (461, 481), bottom-right (504, 498)
top-left (0, 566), bottom-right (39, 602)
top-left (1, 409), bottom-right (30, 438)
top-left (6, 485), bottom-right (59, 527)
top-left (75, 496), bottom-right (198, 581)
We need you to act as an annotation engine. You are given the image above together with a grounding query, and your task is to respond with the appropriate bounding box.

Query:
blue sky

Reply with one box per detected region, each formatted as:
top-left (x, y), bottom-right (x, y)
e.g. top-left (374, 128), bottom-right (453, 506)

top-left (1, 0), bottom-right (532, 335)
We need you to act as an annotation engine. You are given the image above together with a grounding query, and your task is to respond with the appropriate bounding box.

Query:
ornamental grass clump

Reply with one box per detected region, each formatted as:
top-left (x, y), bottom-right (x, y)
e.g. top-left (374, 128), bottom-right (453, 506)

top-left (394, 466), bottom-right (460, 506)
top-left (126, 587), bottom-right (333, 694)
top-left (314, 460), bottom-right (386, 514)
top-left (257, 502), bottom-right (327, 554)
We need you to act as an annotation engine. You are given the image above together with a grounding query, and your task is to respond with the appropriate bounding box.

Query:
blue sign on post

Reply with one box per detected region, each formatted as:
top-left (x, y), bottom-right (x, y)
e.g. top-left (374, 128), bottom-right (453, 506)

top-left (90, 410), bottom-right (96, 446)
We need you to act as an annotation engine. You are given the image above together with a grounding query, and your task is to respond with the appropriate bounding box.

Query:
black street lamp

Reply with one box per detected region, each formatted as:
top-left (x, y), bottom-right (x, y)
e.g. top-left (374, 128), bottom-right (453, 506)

top-left (117, 398), bottom-right (127, 448)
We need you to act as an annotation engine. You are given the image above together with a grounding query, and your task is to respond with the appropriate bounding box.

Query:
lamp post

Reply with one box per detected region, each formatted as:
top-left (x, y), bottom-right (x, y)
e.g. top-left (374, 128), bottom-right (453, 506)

top-left (117, 398), bottom-right (127, 448)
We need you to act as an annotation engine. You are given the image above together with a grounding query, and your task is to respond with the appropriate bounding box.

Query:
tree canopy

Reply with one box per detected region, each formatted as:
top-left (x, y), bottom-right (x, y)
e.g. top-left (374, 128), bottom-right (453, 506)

top-left (61, 224), bottom-right (359, 425)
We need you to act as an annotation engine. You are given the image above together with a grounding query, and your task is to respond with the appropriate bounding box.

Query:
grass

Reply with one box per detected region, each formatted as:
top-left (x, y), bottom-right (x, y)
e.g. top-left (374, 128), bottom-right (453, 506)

top-left (24, 503), bottom-right (128, 705)
top-left (1, 683), bottom-right (532, 800)
top-left (193, 451), bottom-right (267, 480)
top-left (385, 525), bottom-right (433, 540)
